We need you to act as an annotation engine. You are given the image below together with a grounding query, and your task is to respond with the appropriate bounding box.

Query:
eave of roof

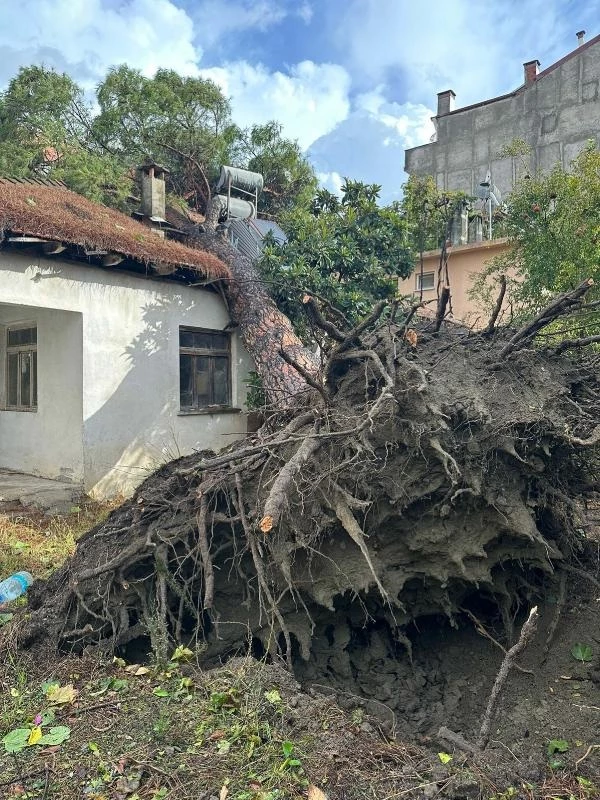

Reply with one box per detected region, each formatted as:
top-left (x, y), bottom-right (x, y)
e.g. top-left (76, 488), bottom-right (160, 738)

top-left (0, 177), bottom-right (230, 281)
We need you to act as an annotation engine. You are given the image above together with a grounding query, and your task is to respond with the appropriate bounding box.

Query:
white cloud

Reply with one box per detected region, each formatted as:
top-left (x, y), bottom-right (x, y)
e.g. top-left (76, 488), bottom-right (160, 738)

top-left (308, 91), bottom-right (436, 204)
top-left (201, 60), bottom-right (351, 149)
top-left (316, 171), bottom-right (344, 196)
top-left (0, 0), bottom-right (200, 86)
top-left (190, 0), bottom-right (288, 50)
top-left (337, 0), bottom-right (571, 108)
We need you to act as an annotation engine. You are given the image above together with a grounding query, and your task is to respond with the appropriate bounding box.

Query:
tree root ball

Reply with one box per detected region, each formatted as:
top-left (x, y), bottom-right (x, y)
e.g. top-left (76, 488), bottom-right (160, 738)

top-left (19, 322), bottom-right (600, 696)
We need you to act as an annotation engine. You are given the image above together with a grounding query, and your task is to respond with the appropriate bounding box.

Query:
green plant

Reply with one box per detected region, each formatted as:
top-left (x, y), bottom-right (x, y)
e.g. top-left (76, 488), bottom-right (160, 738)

top-left (547, 738), bottom-right (569, 769)
top-left (571, 643), bottom-right (593, 663)
top-left (244, 371), bottom-right (267, 410)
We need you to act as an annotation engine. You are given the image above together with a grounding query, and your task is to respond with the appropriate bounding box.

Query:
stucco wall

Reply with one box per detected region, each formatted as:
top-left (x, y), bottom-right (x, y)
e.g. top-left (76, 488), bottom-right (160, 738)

top-left (0, 252), bottom-right (253, 498)
top-left (398, 239), bottom-right (510, 325)
top-left (405, 38), bottom-right (600, 197)
top-left (0, 304), bottom-right (84, 482)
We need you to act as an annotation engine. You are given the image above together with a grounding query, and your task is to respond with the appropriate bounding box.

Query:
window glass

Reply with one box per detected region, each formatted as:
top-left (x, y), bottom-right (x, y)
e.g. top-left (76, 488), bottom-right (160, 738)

top-left (179, 354), bottom-right (193, 408)
top-left (193, 356), bottom-right (211, 407)
top-left (7, 326), bottom-right (36, 347)
top-left (416, 272), bottom-right (435, 291)
top-left (32, 351), bottom-right (37, 406)
top-left (179, 327), bottom-right (231, 409)
top-left (20, 352), bottom-right (32, 408)
top-left (7, 353), bottom-right (18, 406)
top-left (213, 357), bottom-right (230, 406)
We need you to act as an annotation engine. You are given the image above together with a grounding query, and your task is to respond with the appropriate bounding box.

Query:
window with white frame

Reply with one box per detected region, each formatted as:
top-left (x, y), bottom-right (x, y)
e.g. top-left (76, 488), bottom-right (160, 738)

top-left (416, 271), bottom-right (435, 291)
top-left (179, 327), bottom-right (231, 410)
top-left (5, 325), bottom-right (37, 411)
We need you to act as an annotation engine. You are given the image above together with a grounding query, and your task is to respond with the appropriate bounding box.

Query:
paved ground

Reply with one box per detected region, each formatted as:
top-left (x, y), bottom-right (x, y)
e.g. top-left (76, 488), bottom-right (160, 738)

top-left (0, 470), bottom-right (83, 514)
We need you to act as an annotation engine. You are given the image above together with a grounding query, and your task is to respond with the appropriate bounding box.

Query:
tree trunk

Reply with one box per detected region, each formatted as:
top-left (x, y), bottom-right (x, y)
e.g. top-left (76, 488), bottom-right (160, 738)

top-left (193, 198), bottom-right (320, 405)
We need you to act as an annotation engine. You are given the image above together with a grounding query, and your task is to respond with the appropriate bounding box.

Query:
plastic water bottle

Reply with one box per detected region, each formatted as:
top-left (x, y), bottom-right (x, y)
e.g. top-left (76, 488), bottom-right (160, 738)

top-left (0, 572), bottom-right (33, 603)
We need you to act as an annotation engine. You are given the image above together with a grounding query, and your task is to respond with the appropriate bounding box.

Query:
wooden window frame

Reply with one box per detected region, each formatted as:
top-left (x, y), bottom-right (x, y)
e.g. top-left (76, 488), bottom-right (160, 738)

top-left (179, 326), bottom-right (232, 411)
top-left (416, 271), bottom-right (435, 291)
top-left (5, 324), bottom-right (38, 412)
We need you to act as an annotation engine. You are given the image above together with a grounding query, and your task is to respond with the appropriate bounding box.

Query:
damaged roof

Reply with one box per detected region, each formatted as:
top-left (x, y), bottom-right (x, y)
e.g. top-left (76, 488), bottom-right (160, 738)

top-left (0, 177), bottom-right (230, 280)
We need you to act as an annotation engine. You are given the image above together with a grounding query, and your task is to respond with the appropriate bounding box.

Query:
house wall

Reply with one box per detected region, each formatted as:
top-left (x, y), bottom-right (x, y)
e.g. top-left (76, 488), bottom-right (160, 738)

top-left (0, 304), bottom-right (84, 482)
top-left (0, 252), bottom-right (253, 498)
top-left (405, 37), bottom-right (600, 198)
top-left (398, 238), bottom-right (510, 325)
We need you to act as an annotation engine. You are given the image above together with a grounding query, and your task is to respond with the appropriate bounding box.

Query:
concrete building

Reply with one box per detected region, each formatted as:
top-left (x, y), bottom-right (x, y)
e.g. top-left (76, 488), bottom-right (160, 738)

top-left (398, 238), bottom-right (510, 325)
top-left (0, 177), bottom-right (252, 500)
top-left (405, 31), bottom-right (600, 198)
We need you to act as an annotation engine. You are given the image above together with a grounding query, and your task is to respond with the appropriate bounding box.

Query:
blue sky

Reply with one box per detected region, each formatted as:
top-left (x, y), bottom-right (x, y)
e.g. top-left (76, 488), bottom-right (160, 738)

top-left (1, 0), bottom-right (598, 202)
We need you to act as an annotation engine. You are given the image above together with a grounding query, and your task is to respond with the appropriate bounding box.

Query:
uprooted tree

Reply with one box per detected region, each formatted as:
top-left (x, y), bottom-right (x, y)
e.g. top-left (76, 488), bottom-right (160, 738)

top-left (18, 230), bottom-right (600, 716)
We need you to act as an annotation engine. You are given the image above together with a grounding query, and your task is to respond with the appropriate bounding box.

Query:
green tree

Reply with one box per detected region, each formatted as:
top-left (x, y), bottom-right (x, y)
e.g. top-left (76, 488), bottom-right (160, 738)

top-left (233, 121), bottom-right (317, 217)
top-left (259, 179), bottom-right (414, 336)
top-left (0, 66), bottom-right (130, 207)
top-left (93, 65), bottom-right (238, 208)
top-left (471, 142), bottom-right (600, 323)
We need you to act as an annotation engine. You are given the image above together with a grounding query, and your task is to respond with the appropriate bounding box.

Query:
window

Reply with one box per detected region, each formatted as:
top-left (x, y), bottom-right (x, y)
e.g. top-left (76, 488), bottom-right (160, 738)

top-left (179, 327), bottom-right (231, 410)
top-left (416, 271), bottom-right (435, 291)
top-left (5, 325), bottom-right (37, 411)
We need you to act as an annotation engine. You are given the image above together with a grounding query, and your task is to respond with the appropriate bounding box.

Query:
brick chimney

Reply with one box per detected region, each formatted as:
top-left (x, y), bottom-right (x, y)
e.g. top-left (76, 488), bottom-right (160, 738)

top-left (437, 89), bottom-right (456, 117)
top-left (523, 59), bottom-right (540, 85)
top-left (577, 30), bottom-right (585, 46)
top-left (137, 162), bottom-right (169, 236)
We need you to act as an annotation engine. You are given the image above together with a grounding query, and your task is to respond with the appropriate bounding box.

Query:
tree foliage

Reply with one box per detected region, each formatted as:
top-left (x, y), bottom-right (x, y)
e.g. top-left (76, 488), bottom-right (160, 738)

top-left (0, 65), bottom-right (316, 217)
top-left (472, 142), bottom-right (600, 324)
top-left (400, 174), bottom-right (469, 254)
top-left (259, 180), bottom-right (414, 336)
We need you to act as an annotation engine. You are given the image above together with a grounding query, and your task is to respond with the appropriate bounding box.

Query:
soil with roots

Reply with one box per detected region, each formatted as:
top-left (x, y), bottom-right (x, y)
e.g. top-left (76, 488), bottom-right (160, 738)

top-left (15, 316), bottom-right (600, 783)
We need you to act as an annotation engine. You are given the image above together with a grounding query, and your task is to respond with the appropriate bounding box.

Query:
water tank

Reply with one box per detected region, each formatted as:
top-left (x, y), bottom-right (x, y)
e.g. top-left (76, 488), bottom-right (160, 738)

top-left (216, 166), bottom-right (264, 195)
top-left (217, 195), bottom-right (256, 219)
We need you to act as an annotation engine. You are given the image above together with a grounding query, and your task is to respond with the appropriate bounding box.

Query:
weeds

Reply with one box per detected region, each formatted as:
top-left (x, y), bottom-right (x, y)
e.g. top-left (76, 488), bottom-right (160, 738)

top-left (0, 501), bottom-right (115, 578)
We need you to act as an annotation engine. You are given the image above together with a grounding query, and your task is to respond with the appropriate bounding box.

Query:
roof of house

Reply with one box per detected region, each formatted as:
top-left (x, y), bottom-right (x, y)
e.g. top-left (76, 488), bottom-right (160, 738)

top-left (0, 177), bottom-right (230, 280)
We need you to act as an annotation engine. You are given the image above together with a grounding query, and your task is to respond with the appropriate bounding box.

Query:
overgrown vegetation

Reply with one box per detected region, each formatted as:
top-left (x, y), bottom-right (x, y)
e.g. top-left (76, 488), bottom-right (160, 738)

top-left (259, 180), bottom-right (414, 336)
top-left (471, 142), bottom-right (600, 327)
top-left (0, 65), bottom-right (316, 217)
top-left (0, 502), bottom-right (115, 579)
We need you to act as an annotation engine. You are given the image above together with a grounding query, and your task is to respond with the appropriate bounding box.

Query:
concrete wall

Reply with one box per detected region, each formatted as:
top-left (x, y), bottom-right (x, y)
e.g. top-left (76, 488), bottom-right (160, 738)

top-left (0, 252), bottom-right (253, 498)
top-left (405, 37), bottom-right (600, 198)
top-left (398, 239), bottom-right (510, 325)
top-left (0, 304), bottom-right (84, 483)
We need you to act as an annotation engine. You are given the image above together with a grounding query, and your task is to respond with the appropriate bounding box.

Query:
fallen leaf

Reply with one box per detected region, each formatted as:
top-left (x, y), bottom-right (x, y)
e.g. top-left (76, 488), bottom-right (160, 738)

top-left (27, 727), bottom-right (42, 746)
top-left (405, 328), bottom-right (418, 348)
top-left (38, 726), bottom-right (71, 746)
top-left (46, 684), bottom-right (78, 705)
top-left (125, 664), bottom-right (150, 676)
top-left (308, 786), bottom-right (328, 800)
top-left (219, 786), bottom-right (229, 800)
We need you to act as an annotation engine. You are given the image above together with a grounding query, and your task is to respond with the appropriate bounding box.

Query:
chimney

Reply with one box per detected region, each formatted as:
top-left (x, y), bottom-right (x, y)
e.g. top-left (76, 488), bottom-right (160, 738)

top-left (138, 161), bottom-right (169, 236)
top-left (523, 59), bottom-right (540, 85)
top-left (577, 30), bottom-right (585, 46)
top-left (437, 89), bottom-right (456, 117)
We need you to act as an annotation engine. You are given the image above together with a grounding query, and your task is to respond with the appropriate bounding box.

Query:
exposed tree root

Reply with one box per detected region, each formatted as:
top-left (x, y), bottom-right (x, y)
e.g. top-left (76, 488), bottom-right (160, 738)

top-left (16, 292), bottom-right (600, 724)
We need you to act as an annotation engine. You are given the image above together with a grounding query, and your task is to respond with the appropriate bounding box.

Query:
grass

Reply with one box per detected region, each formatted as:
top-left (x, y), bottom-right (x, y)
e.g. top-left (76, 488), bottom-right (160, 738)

top-left (0, 650), bottom-right (434, 800)
top-left (0, 501), bottom-right (116, 580)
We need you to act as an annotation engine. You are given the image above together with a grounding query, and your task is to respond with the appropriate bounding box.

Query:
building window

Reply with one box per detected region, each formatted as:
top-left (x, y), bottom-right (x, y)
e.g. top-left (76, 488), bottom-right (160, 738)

top-left (179, 327), bottom-right (231, 410)
top-left (5, 325), bottom-right (37, 411)
top-left (416, 271), bottom-right (435, 291)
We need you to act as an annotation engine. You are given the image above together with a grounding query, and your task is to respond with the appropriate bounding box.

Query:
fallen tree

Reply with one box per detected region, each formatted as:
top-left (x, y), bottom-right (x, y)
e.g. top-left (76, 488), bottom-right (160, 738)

top-left (18, 280), bottom-right (600, 694)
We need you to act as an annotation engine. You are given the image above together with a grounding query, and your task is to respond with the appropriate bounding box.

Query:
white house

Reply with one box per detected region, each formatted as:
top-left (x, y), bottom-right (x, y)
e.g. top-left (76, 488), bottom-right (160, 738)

top-left (0, 173), bottom-right (253, 499)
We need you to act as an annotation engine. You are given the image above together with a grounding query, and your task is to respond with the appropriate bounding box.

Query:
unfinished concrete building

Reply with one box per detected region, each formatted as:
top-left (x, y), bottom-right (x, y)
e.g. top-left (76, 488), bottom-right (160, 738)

top-left (405, 31), bottom-right (600, 198)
